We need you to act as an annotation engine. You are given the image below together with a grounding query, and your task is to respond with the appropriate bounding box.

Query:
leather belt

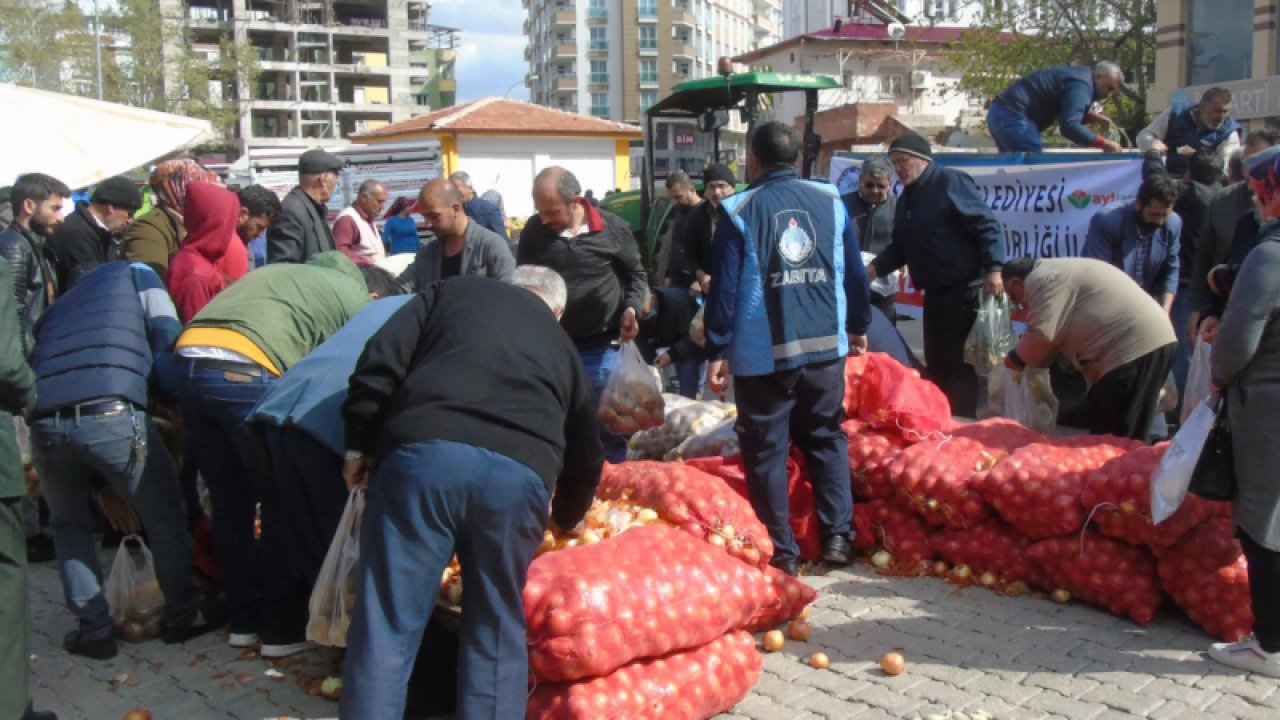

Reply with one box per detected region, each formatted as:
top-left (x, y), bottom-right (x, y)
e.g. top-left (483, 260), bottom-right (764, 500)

top-left (189, 358), bottom-right (270, 377)
top-left (36, 399), bottom-right (133, 422)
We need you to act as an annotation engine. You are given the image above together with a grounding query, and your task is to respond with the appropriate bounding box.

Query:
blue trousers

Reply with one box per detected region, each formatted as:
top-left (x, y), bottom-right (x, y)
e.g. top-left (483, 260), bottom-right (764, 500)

top-left (579, 345), bottom-right (628, 463)
top-left (988, 102), bottom-right (1044, 153)
top-left (676, 357), bottom-right (707, 399)
top-left (178, 362), bottom-right (300, 640)
top-left (32, 407), bottom-right (196, 638)
top-left (341, 439), bottom-right (550, 720)
top-left (733, 359), bottom-right (853, 562)
top-left (1170, 284), bottom-right (1193, 418)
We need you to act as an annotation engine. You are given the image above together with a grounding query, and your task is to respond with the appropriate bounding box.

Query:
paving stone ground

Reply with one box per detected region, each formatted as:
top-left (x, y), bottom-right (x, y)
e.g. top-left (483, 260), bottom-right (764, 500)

top-left (27, 551), bottom-right (1279, 720)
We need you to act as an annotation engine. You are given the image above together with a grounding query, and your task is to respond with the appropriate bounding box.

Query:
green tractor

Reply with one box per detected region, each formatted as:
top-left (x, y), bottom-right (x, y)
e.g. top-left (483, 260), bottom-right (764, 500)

top-left (600, 70), bottom-right (841, 273)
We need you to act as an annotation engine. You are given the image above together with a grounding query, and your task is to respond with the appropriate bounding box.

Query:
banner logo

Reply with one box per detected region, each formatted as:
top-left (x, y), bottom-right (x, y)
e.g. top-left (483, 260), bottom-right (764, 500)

top-left (1068, 189), bottom-right (1092, 209)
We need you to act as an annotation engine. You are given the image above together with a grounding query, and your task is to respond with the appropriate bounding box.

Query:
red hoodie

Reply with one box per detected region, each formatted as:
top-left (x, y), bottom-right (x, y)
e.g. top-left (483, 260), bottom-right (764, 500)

top-left (169, 182), bottom-right (239, 323)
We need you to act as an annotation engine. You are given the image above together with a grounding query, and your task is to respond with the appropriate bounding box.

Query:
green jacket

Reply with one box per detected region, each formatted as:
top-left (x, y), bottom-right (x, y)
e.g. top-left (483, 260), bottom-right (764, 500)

top-left (120, 207), bottom-right (183, 278)
top-left (0, 257), bottom-right (36, 499)
top-left (186, 251), bottom-right (370, 373)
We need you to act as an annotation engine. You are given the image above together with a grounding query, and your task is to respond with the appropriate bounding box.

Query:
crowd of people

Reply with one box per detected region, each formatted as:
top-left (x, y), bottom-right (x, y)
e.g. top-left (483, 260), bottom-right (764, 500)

top-left (0, 67), bottom-right (1278, 720)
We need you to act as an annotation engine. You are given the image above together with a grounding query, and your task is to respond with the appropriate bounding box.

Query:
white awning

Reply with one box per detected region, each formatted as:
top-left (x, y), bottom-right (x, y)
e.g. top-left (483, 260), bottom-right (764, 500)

top-left (0, 84), bottom-right (216, 190)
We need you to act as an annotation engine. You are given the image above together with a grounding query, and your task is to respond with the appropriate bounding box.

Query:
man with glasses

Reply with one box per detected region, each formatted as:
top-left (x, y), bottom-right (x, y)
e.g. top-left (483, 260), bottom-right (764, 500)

top-left (268, 149), bottom-right (343, 264)
top-left (49, 176), bottom-right (143, 291)
top-left (842, 156), bottom-right (898, 323)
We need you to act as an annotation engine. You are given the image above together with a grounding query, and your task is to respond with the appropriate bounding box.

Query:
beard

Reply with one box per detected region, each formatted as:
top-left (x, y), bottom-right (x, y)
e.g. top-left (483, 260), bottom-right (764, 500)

top-left (28, 216), bottom-right (55, 238)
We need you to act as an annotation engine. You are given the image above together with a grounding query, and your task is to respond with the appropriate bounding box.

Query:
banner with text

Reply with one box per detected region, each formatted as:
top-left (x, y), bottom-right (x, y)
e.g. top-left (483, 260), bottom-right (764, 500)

top-left (829, 154), bottom-right (1143, 314)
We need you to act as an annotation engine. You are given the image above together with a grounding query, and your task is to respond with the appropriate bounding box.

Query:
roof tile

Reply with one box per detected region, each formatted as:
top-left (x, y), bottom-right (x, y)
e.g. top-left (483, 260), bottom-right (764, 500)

top-left (354, 97), bottom-right (642, 139)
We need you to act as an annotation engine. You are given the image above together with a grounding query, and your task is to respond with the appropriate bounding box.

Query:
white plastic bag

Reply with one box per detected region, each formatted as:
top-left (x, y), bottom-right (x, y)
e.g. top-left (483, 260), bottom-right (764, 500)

top-left (993, 366), bottom-right (1058, 433)
top-left (1151, 397), bottom-right (1217, 524)
top-left (104, 535), bottom-right (165, 641)
top-left (964, 291), bottom-right (1015, 376)
top-left (1182, 339), bottom-right (1213, 423)
top-left (664, 416), bottom-right (740, 461)
top-left (627, 396), bottom-right (736, 460)
top-left (307, 489), bottom-right (365, 647)
top-left (598, 340), bottom-right (665, 436)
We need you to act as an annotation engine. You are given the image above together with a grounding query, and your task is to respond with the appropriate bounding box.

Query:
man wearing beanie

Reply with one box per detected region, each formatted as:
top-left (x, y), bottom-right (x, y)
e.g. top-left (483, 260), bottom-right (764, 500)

top-left (49, 175), bottom-right (143, 291)
top-left (674, 162), bottom-right (737, 294)
top-left (868, 133), bottom-right (1005, 417)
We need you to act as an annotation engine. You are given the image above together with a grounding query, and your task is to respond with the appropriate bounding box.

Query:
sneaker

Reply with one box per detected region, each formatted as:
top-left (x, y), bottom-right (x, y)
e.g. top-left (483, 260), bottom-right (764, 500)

top-left (261, 640), bottom-right (315, 658)
top-left (228, 632), bottom-right (260, 648)
top-left (63, 630), bottom-right (117, 660)
top-left (1208, 634), bottom-right (1280, 677)
top-left (25, 533), bottom-right (55, 563)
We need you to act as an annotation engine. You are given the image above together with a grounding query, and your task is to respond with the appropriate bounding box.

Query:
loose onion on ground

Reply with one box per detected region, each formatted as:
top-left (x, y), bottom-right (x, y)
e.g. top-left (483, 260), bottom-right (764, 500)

top-left (788, 619), bottom-right (811, 641)
top-left (762, 630), bottom-right (785, 652)
top-left (808, 652), bottom-right (830, 669)
top-left (880, 652), bottom-right (906, 676)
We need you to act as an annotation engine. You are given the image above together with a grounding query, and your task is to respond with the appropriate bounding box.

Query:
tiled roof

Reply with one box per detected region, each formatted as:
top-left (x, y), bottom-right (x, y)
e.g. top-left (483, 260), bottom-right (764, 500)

top-left (353, 97), bottom-right (642, 139)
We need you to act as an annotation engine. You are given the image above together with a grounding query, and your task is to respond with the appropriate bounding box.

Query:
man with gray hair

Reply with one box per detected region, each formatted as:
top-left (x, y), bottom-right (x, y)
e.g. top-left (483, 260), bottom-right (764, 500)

top-left (842, 155), bottom-right (899, 322)
top-left (987, 61), bottom-right (1125, 153)
top-left (448, 170), bottom-right (510, 244)
top-left (269, 148), bottom-right (343, 263)
top-left (333, 179), bottom-right (388, 266)
top-left (518, 166), bottom-right (649, 462)
top-left (1138, 86), bottom-right (1241, 177)
top-left (339, 269), bottom-right (603, 720)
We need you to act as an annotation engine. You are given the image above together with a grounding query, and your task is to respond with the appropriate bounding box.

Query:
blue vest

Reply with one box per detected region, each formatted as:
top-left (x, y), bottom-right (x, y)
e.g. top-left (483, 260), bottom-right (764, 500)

top-left (720, 170), bottom-right (848, 376)
top-left (32, 262), bottom-right (152, 415)
top-left (1164, 107), bottom-right (1240, 175)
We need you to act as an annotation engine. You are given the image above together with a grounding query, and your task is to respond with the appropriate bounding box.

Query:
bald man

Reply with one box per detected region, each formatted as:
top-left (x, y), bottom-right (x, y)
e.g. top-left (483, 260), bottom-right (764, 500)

top-left (397, 178), bottom-right (514, 292)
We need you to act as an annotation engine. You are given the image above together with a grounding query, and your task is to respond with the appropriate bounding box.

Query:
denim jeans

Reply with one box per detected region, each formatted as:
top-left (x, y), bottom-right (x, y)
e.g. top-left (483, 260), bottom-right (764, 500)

top-left (733, 359), bottom-right (852, 562)
top-left (178, 362), bottom-right (298, 639)
top-left (988, 102), bottom-right (1044, 153)
top-left (31, 407), bottom-right (196, 639)
top-left (675, 357), bottom-right (707, 400)
top-left (1170, 284), bottom-right (1193, 419)
top-left (341, 440), bottom-right (549, 720)
top-left (579, 345), bottom-right (628, 463)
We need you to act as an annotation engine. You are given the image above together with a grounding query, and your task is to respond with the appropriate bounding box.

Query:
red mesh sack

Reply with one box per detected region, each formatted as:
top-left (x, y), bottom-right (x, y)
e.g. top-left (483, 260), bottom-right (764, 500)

top-left (929, 518), bottom-right (1052, 590)
top-left (743, 565), bottom-right (818, 632)
top-left (1026, 531), bottom-right (1164, 626)
top-left (526, 630), bottom-right (763, 720)
top-left (884, 436), bottom-right (998, 528)
top-left (846, 421), bottom-right (908, 500)
top-left (685, 454), bottom-right (820, 561)
top-left (599, 461), bottom-right (773, 566)
top-left (853, 503), bottom-right (875, 552)
top-left (972, 440), bottom-right (1136, 539)
top-left (1080, 444), bottom-right (1218, 551)
top-left (949, 417), bottom-right (1048, 454)
top-left (845, 352), bottom-right (952, 438)
top-left (865, 499), bottom-right (934, 571)
top-left (1156, 519), bottom-right (1253, 642)
top-left (524, 524), bottom-right (777, 682)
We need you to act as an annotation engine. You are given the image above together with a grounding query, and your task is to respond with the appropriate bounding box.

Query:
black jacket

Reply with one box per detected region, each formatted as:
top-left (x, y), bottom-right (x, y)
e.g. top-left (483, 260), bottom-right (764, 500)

top-left (342, 276), bottom-right (604, 529)
top-left (872, 162), bottom-right (1005, 292)
top-left (49, 204), bottom-right (116, 292)
top-left (268, 186), bottom-right (334, 264)
top-left (0, 222), bottom-right (56, 357)
top-left (517, 204), bottom-right (649, 349)
top-left (1173, 180), bottom-right (1220, 284)
top-left (670, 200), bottom-right (719, 288)
top-left (1191, 182), bottom-right (1253, 309)
top-left (638, 287), bottom-right (706, 365)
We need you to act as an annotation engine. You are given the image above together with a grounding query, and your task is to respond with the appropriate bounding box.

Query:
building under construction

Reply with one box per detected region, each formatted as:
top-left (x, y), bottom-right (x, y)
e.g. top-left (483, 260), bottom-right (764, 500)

top-left (169, 0), bottom-right (458, 151)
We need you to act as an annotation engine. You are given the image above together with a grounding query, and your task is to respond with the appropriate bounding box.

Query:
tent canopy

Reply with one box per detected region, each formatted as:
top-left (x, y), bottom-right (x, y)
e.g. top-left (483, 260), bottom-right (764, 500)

top-left (0, 84), bottom-right (215, 190)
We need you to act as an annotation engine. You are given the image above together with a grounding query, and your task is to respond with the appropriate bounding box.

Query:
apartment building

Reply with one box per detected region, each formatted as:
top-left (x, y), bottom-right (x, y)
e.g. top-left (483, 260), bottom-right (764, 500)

top-left (166, 0), bottom-right (458, 150)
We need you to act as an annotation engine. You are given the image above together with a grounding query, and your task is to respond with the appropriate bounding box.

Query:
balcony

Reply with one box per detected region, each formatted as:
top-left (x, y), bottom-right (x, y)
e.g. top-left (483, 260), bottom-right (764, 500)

top-left (637, 8), bottom-right (657, 23)
top-left (638, 43), bottom-right (658, 57)
top-left (639, 75), bottom-right (659, 89)
top-left (672, 44), bottom-right (695, 60)
top-left (589, 72), bottom-right (608, 85)
top-left (524, 46), bottom-right (532, 61)
top-left (672, 10), bottom-right (695, 28)
top-left (551, 9), bottom-right (575, 27)
top-left (591, 105), bottom-right (610, 118)
top-left (552, 76), bottom-right (577, 93)
top-left (587, 7), bottom-right (607, 21)
top-left (588, 40), bottom-right (607, 53)
top-left (553, 44), bottom-right (576, 59)
top-left (522, 0), bottom-right (529, 7)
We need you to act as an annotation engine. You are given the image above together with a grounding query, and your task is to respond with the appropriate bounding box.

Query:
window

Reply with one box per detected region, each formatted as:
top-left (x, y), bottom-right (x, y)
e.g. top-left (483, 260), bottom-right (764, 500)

top-left (639, 0), bottom-right (657, 18)
top-left (640, 60), bottom-right (658, 84)
top-left (588, 0), bottom-right (606, 19)
top-left (590, 59), bottom-right (608, 84)
top-left (674, 61), bottom-right (690, 77)
top-left (655, 123), bottom-right (669, 150)
top-left (881, 73), bottom-right (905, 98)
top-left (1186, 0), bottom-right (1252, 84)
top-left (591, 92), bottom-right (609, 117)
top-left (589, 26), bottom-right (607, 51)
top-left (639, 26), bottom-right (657, 51)
top-left (640, 92), bottom-right (657, 112)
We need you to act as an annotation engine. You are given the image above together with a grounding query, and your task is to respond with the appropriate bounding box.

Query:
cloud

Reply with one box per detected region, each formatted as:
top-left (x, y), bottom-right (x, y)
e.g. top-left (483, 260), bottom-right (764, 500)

top-left (429, 0), bottom-right (528, 101)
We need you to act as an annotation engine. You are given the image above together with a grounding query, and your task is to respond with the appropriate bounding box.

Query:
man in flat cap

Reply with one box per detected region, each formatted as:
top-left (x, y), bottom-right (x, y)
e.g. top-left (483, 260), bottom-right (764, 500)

top-left (268, 149), bottom-right (343, 264)
top-left (49, 175), bottom-right (143, 292)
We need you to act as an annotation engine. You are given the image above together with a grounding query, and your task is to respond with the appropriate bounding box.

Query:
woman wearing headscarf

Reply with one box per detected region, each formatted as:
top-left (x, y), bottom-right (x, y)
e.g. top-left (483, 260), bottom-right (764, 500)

top-left (169, 183), bottom-right (240, 324)
top-left (121, 159), bottom-right (247, 284)
top-left (1206, 144), bottom-right (1280, 678)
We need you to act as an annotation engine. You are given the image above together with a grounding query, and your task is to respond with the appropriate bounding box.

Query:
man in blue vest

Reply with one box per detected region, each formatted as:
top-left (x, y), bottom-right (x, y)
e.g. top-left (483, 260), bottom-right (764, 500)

top-left (704, 121), bottom-right (872, 576)
top-left (987, 62), bottom-right (1125, 153)
top-left (1138, 87), bottom-right (1241, 178)
top-left (27, 261), bottom-right (223, 660)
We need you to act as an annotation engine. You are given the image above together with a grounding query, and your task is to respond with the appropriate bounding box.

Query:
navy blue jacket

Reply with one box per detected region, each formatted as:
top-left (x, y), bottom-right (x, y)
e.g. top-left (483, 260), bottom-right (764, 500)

top-left (705, 169), bottom-right (871, 376)
top-left (31, 261), bottom-right (181, 416)
top-left (463, 196), bottom-right (510, 244)
top-left (1082, 204), bottom-right (1181, 299)
top-left (992, 65), bottom-right (1101, 148)
top-left (1163, 107), bottom-right (1242, 176)
top-left (871, 162), bottom-right (1005, 292)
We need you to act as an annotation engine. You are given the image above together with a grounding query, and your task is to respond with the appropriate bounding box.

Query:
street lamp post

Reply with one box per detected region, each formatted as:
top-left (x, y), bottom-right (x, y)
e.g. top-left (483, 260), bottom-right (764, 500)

top-left (94, 0), bottom-right (104, 100)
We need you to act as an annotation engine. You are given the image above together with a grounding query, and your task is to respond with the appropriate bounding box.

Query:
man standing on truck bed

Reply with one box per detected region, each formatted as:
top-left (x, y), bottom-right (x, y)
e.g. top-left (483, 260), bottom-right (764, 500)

top-left (987, 62), bottom-right (1125, 153)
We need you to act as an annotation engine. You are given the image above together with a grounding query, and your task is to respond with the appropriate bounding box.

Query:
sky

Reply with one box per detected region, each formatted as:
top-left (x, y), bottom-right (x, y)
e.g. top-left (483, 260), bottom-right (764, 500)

top-left (429, 0), bottom-right (530, 102)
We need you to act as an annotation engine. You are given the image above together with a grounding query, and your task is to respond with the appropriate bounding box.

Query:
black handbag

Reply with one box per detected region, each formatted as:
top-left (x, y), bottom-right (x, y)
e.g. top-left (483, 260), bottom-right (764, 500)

top-left (1188, 396), bottom-right (1236, 501)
